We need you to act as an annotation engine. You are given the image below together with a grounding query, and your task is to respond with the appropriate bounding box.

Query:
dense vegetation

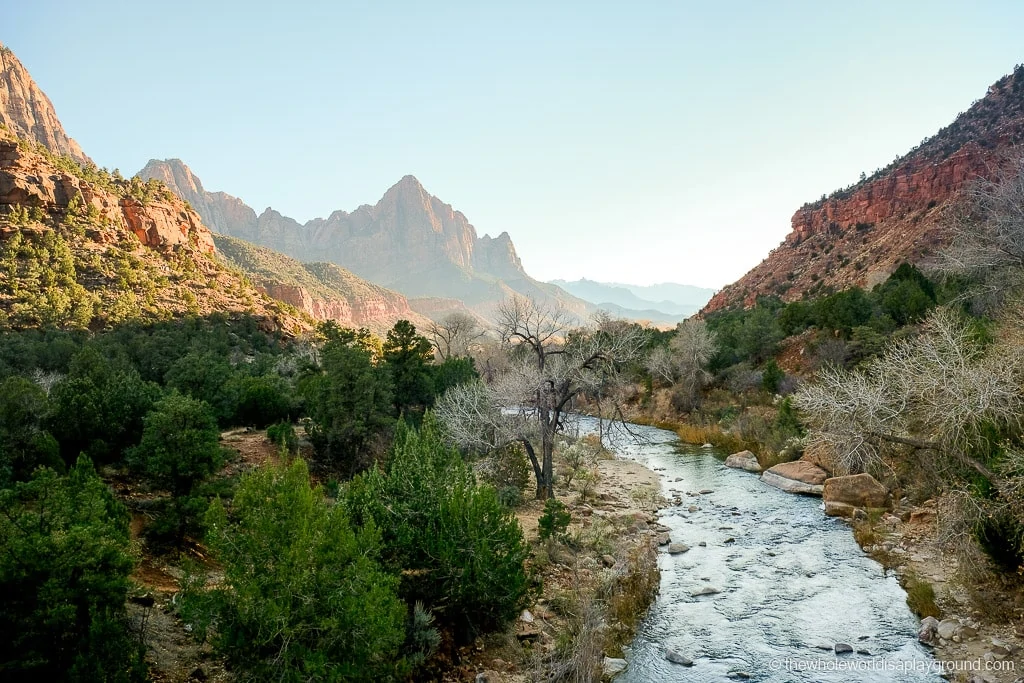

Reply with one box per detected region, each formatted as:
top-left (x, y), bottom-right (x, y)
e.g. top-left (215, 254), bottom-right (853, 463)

top-left (0, 311), bottom-right (528, 680)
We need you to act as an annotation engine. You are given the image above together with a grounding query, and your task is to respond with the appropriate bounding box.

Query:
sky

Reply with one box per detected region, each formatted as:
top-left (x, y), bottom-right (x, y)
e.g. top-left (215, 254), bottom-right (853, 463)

top-left (5, 1), bottom-right (1024, 289)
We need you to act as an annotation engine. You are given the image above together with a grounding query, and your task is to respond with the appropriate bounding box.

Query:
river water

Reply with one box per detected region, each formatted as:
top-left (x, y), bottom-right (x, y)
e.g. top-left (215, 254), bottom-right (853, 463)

top-left (588, 420), bottom-right (943, 683)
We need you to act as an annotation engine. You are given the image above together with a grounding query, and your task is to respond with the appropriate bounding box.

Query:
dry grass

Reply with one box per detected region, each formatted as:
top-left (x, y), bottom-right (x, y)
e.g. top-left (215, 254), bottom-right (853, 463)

top-left (901, 570), bottom-right (941, 618)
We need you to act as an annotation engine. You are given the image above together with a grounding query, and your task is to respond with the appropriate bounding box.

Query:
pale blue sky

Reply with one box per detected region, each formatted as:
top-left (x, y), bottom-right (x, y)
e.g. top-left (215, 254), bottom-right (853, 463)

top-left (5, 1), bottom-right (1023, 288)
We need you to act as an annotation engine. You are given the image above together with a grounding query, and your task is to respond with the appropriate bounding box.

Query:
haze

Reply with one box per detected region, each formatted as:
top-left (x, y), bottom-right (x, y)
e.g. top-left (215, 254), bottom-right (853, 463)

top-left (5, 0), bottom-right (1023, 288)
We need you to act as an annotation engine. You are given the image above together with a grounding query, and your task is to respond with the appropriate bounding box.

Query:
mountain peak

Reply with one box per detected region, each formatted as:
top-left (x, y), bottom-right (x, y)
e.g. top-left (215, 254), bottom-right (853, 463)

top-left (0, 42), bottom-right (91, 165)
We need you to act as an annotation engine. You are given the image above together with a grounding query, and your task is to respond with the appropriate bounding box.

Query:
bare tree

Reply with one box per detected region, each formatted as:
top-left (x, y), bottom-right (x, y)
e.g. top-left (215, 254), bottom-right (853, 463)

top-left (670, 318), bottom-right (716, 401)
top-left (934, 152), bottom-right (1024, 306)
top-left (426, 311), bottom-right (485, 360)
top-left (436, 298), bottom-right (648, 499)
top-left (793, 307), bottom-right (1023, 479)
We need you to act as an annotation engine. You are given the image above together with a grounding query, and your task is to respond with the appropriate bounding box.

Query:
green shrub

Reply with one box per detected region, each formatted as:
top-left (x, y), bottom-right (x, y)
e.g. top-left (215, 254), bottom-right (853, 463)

top-left (0, 457), bottom-right (145, 681)
top-left (0, 375), bottom-right (61, 485)
top-left (183, 458), bottom-right (407, 681)
top-left (129, 393), bottom-right (223, 544)
top-left (266, 421), bottom-right (299, 452)
top-left (347, 416), bottom-right (529, 639)
top-left (301, 335), bottom-right (393, 475)
top-left (538, 498), bottom-right (572, 540)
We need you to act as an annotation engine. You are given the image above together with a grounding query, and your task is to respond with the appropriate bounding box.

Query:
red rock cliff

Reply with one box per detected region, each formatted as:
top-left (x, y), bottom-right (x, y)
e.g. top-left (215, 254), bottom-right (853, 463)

top-left (704, 66), bottom-right (1024, 313)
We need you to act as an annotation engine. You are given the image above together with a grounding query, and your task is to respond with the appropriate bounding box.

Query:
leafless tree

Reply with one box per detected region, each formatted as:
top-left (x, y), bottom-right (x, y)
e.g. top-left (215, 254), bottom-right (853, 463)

top-left (934, 152), bottom-right (1024, 307)
top-left (793, 307), bottom-right (1024, 480)
top-left (426, 311), bottom-right (485, 360)
top-left (436, 298), bottom-right (648, 499)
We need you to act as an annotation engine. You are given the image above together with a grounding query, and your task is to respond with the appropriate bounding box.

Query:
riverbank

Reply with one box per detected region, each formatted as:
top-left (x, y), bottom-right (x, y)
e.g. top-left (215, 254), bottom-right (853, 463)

top-left (855, 501), bottom-right (1023, 683)
top-left (452, 439), bottom-right (667, 682)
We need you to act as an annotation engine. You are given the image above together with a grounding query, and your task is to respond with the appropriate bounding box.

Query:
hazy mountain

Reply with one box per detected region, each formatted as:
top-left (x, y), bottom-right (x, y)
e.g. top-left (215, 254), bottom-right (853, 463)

top-left (549, 278), bottom-right (714, 321)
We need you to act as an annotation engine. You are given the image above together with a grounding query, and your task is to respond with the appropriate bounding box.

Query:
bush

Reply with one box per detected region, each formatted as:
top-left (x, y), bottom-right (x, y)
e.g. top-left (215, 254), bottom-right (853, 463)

top-left (477, 442), bottom-right (531, 495)
top-left (0, 457), bottom-right (145, 681)
top-left (538, 498), bottom-right (571, 540)
top-left (48, 346), bottom-right (161, 464)
top-left (183, 459), bottom-right (407, 681)
top-left (0, 375), bottom-right (61, 485)
top-left (266, 421), bottom-right (298, 453)
top-left (301, 336), bottom-right (393, 475)
top-left (129, 393), bottom-right (224, 544)
top-left (346, 417), bottom-right (529, 638)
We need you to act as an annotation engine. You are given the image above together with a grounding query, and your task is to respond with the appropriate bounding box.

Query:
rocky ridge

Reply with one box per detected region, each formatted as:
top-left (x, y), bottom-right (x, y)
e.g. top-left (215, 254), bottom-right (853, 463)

top-left (0, 127), bottom-right (308, 333)
top-left (705, 65), bottom-right (1024, 313)
top-left (214, 234), bottom-right (431, 334)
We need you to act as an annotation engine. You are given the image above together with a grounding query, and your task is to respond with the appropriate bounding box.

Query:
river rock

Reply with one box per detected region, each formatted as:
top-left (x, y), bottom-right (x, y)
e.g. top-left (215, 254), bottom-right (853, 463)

top-left (823, 473), bottom-right (890, 509)
top-left (824, 501), bottom-right (858, 518)
top-left (725, 450), bottom-right (762, 472)
top-left (691, 586), bottom-right (721, 596)
top-left (761, 461), bottom-right (828, 495)
top-left (918, 616), bottom-right (939, 645)
top-left (602, 657), bottom-right (628, 679)
top-left (656, 532), bottom-right (671, 545)
top-left (668, 543), bottom-right (690, 554)
top-left (664, 649), bottom-right (693, 666)
top-left (937, 618), bottom-right (960, 641)
top-left (834, 643), bottom-right (853, 654)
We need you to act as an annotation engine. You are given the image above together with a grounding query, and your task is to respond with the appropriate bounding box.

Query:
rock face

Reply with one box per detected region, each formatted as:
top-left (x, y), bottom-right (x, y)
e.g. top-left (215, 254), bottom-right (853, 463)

top-left (704, 65), bottom-right (1024, 313)
top-left (0, 128), bottom-right (306, 332)
top-left (0, 134), bottom-right (213, 255)
top-left (725, 450), bottom-right (762, 473)
top-left (0, 43), bottom-right (91, 166)
top-left (823, 473), bottom-right (890, 509)
top-left (761, 461), bottom-right (828, 495)
top-left (138, 161), bottom-right (590, 320)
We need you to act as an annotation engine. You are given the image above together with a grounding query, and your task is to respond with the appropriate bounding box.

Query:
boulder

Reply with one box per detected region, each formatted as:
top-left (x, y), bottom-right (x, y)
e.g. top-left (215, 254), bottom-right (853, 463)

top-left (834, 643), bottom-right (853, 654)
top-left (823, 473), bottom-right (890, 509)
top-left (668, 543), bottom-right (690, 554)
top-left (602, 657), bottom-right (628, 679)
top-left (761, 461), bottom-right (828, 495)
top-left (824, 501), bottom-right (858, 518)
top-left (664, 649), bottom-right (693, 666)
top-left (937, 619), bottom-right (960, 641)
top-left (725, 450), bottom-right (762, 472)
top-left (691, 586), bottom-right (721, 596)
top-left (918, 616), bottom-right (939, 645)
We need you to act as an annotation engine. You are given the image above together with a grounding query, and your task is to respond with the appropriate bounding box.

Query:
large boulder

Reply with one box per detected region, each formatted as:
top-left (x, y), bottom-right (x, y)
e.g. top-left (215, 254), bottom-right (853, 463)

top-left (725, 450), bottom-right (762, 472)
top-left (761, 461), bottom-right (828, 495)
top-left (823, 473), bottom-right (890, 509)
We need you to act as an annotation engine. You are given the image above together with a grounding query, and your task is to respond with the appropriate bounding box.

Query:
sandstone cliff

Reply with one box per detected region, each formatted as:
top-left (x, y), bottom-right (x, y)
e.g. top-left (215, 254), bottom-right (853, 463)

top-left (0, 127), bottom-right (308, 333)
top-left (0, 43), bottom-right (90, 166)
top-left (704, 65), bottom-right (1024, 313)
top-left (137, 161), bottom-right (591, 320)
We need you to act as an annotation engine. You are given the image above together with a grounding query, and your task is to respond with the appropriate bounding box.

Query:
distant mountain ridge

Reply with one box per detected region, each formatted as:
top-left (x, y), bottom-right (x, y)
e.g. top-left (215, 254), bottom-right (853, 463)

top-left (138, 160), bottom-right (590, 320)
top-left (704, 64), bottom-right (1024, 313)
top-left (550, 278), bottom-right (715, 323)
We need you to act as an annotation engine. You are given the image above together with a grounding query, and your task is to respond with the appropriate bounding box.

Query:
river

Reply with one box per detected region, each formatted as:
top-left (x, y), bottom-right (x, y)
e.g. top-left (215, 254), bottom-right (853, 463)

top-left (586, 419), bottom-right (943, 682)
